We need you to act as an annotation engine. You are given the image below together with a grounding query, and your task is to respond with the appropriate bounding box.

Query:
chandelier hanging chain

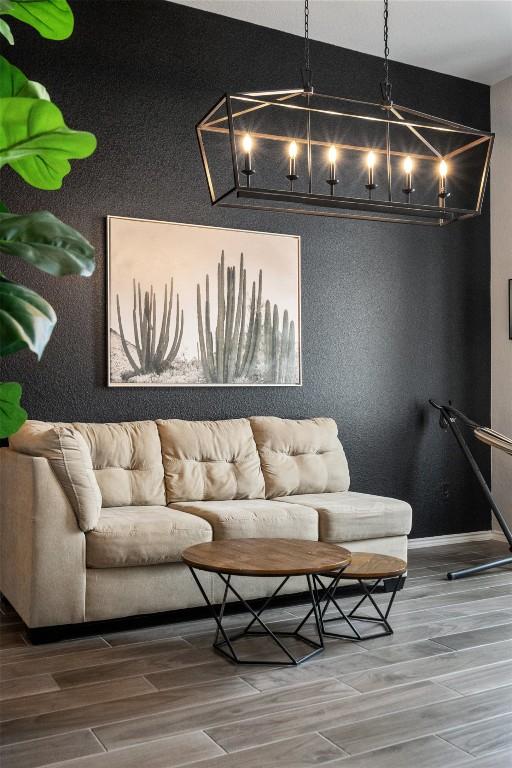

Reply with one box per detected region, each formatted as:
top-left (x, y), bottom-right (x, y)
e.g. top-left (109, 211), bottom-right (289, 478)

top-left (304, 0), bottom-right (310, 71)
top-left (381, 0), bottom-right (392, 104)
top-left (302, 0), bottom-right (313, 92)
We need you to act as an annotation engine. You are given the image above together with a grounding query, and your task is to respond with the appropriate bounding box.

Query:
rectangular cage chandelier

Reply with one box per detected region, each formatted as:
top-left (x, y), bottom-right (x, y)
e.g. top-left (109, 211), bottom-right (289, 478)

top-left (196, 1), bottom-right (493, 226)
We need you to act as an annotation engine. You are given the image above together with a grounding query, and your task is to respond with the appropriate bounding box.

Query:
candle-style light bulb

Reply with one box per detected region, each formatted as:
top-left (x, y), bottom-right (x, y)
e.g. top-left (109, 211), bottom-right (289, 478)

top-left (438, 159), bottom-right (449, 206)
top-left (327, 145), bottom-right (338, 194)
top-left (241, 133), bottom-right (254, 187)
top-left (366, 151), bottom-right (377, 193)
top-left (403, 156), bottom-right (414, 198)
top-left (286, 141), bottom-right (299, 189)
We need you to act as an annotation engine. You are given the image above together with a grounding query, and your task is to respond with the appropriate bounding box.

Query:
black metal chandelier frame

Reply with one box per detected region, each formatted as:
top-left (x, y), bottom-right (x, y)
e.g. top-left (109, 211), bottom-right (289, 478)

top-left (196, 1), bottom-right (494, 226)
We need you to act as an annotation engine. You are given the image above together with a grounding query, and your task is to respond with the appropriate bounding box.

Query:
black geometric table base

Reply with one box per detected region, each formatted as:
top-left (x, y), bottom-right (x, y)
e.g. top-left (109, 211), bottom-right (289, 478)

top-left (313, 572), bottom-right (405, 641)
top-left (188, 567), bottom-right (338, 665)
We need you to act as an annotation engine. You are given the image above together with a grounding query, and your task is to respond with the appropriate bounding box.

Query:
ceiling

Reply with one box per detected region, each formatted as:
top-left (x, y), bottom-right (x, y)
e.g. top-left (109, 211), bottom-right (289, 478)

top-left (173, 0), bottom-right (512, 85)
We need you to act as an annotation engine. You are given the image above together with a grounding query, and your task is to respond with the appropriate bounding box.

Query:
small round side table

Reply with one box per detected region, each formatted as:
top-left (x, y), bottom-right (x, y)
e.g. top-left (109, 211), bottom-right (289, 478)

top-left (313, 552), bottom-right (407, 640)
top-left (182, 538), bottom-right (351, 666)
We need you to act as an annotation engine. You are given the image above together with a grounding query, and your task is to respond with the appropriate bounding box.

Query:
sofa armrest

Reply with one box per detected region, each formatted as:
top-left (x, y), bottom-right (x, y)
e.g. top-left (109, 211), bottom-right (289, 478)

top-left (0, 448), bottom-right (86, 628)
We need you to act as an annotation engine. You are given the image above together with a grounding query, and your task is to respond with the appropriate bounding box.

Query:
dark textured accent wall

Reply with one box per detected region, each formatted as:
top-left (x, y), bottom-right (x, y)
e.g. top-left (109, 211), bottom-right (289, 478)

top-left (0, 0), bottom-right (491, 537)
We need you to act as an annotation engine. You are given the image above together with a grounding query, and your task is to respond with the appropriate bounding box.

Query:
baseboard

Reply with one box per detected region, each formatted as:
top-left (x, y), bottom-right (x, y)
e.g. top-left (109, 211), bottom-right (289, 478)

top-left (408, 530), bottom-right (506, 549)
top-left (491, 530), bottom-right (509, 542)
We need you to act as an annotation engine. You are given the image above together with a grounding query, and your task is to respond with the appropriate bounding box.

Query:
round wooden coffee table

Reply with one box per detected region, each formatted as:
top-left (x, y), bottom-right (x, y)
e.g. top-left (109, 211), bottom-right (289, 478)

top-left (182, 538), bottom-right (351, 666)
top-left (314, 552), bottom-right (407, 640)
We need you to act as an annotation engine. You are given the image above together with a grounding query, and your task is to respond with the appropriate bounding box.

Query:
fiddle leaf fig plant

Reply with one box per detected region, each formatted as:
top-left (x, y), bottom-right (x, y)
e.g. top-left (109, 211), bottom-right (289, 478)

top-left (0, 17), bottom-right (14, 44)
top-left (0, 211), bottom-right (95, 276)
top-left (0, 55), bottom-right (49, 99)
top-left (0, 0), bottom-right (73, 42)
top-left (0, 381), bottom-right (27, 439)
top-left (0, 274), bottom-right (57, 358)
top-left (0, 97), bottom-right (96, 189)
top-left (0, 0), bottom-right (96, 437)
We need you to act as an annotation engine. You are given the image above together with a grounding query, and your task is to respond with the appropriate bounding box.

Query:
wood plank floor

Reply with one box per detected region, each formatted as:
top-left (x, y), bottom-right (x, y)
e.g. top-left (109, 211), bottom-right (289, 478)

top-left (1, 540), bottom-right (512, 767)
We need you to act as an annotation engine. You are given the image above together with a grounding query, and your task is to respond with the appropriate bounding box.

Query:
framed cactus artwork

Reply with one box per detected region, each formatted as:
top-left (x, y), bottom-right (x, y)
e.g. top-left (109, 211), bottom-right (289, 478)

top-left (107, 216), bottom-right (301, 386)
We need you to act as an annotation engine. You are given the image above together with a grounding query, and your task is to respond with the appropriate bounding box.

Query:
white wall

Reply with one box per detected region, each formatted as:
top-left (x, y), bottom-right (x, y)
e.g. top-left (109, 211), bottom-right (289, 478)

top-left (490, 76), bottom-right (512, 529)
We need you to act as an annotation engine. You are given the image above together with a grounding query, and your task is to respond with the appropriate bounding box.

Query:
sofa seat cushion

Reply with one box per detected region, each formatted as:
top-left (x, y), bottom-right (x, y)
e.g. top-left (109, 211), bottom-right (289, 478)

top-left (170, 499), bottom-right (318, 541)
top-left (86, 506), bottom-right (212, 568)
top-left (276, 492), bottom-right (412, 543)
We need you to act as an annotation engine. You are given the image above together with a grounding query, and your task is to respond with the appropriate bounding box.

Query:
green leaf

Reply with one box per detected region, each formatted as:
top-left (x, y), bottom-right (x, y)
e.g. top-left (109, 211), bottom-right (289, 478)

top-left (0, 55), bottom-right (50, 99)
top-left (0, 201), bottom-right (7, 212)
top-left (0, 17), bottom-right (14, 44)
top-left (0, 381), bottom-right (27, 438)
top-left (0, 0), bottom-right (73, 40)
top-left (0, 275), bottom-right (56, 358)
top-left (0, 97), bottom-right (96, 190)
top-left (0, 211), bottom-right (95, 276)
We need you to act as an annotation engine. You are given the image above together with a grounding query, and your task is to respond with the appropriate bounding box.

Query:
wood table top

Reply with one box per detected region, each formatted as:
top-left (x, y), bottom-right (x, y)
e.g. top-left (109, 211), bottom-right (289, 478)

top-left (182, 538), bottom-right (351, 576)
top-left (330, 552), bottom-right (407, 579)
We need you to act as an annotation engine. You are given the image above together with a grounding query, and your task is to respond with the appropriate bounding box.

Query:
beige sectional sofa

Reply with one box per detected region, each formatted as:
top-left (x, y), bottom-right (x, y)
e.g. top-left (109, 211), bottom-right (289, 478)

top-left (0, 416), bottom-right (412, 631)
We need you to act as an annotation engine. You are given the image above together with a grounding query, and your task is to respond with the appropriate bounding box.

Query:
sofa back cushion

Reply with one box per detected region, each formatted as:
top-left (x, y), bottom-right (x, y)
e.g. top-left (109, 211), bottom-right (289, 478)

top-left (9, 420), bottom-right (102, 531)
top-left (71, 421), bottom-right (165, 507)
top-left (157, 418), bottom-right (265, 502)
top-left (250, 416), bottom-right (350, 498)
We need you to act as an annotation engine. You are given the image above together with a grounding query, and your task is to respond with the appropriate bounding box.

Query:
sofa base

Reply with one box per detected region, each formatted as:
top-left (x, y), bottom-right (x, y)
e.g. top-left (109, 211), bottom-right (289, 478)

top-left (23, 577), bottom-right (406, 644)
top-left (84, 536), bottom-right (408, 623)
